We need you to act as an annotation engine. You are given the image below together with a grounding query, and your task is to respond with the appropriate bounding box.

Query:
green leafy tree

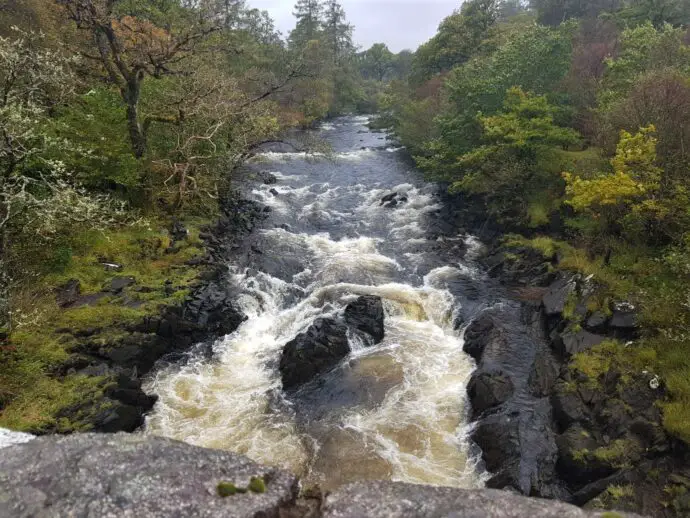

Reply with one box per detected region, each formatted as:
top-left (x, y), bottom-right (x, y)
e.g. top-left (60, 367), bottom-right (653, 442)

top-left (289, 0), bottom-right (323, 49)
top-left (411, 0), bottom-right (498, 83)
top-left (430, 87), bottom-right (580, 225)
top-left (359, 43), bottom-right (395, 81)
top-left (562, 125), bottom-right (685, 241)
top-left (323, 0), bottom-right (353, 65)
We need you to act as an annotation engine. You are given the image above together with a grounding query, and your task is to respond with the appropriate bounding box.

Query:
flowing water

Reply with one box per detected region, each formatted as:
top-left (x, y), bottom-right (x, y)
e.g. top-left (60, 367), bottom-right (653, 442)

top-left (144, 116), bottom-right (493, 490)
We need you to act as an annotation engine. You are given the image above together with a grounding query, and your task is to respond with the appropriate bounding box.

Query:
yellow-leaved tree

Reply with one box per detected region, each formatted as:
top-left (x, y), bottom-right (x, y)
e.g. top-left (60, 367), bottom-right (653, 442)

top-left (563, 125), bottom-right (666, 241)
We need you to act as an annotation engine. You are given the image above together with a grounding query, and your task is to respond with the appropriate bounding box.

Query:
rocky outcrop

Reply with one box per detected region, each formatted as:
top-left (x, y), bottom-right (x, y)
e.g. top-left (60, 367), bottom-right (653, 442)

top-left (0, 434), bottom-right (298, 518)
top-left (51, 197), bottom-right (266, 434)
top-left (0, 434), bottom-right (638, 518)
top-left (468, 241), bottom-right (690, 517)
top-left (323, 481), bottom-right (632, 518)
top-left (280, 296), bottom-right (386, 390)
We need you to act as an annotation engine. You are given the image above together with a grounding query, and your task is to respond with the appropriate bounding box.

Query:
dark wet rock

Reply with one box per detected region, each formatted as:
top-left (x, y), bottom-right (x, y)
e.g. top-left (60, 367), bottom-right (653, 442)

top-left (324, 481), bottom-right (633, 518)
top-left (258, 170), bottom-right (278, 184)
top-left (108, 276), bottom-right (136, 294)
top-left (379, 191), bottom-right (408, 209)
top-left (472, 401), bottom-right (564, 499)
top-left (552, 380), bottom-right (588, 429)
top-left (344, 295), bottom-right (385, 343)
top-left (0, 434), bottom-right (298, 518)
top-left (462, 313), bottom-right (498, 361)
top-left (610, 304), bottom-right (638, 330)
top-left (467, 370), bottom-right (514, 417)
top-left (543, 277), bottom-right (576, 316)
top-left (556, 425), bottom-right (616, 485)
top-left (55, 279), bottom-right (81, 307)
top-left (280, 318), bottom-right (351, 390)
top-left (553, 329), bottom-right (607, 357)
top-left (585, 311), bottom-right (609, 331)
top-left (269, 188), bottom-right (279, 196)
top-left (170, 218), bottom-right (188, 243)
top-left (178, 282), bottom-right (245, 338)
top-left (528, 350), bottom-right (560, 397)
top-left (70, 292), bottom-right (108, 308)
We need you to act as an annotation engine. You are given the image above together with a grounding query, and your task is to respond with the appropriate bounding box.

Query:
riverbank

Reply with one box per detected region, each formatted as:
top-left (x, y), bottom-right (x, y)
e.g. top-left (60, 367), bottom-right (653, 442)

top-left (445, 192), bottom-right (690, 516)
top-left (0, 192), bottom-right (268, 434)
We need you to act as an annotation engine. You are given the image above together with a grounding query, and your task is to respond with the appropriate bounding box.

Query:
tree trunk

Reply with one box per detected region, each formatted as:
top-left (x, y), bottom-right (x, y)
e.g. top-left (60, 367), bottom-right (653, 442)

top-left (123, 76), bottom-right (147, 159)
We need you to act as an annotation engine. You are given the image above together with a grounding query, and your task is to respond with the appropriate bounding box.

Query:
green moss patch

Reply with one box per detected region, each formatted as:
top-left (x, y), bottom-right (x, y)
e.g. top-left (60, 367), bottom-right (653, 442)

top-left (0, 218), bottom-right (209, 433)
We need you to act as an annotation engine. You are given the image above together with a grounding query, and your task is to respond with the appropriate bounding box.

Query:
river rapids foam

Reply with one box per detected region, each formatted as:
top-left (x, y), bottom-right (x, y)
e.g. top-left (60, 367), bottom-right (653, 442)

top-left (144, 116), bottom-right (483, 490)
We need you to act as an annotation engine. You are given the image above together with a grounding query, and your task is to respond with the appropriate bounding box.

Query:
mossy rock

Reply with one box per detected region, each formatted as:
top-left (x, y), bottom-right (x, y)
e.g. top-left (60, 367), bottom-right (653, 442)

top-left (249, 476), bottom-right (266, 494)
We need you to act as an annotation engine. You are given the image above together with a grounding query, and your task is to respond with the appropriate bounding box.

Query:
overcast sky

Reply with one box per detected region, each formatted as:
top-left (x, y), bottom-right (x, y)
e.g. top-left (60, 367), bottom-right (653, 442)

top-left (248, 1), bottom-right (463, 52)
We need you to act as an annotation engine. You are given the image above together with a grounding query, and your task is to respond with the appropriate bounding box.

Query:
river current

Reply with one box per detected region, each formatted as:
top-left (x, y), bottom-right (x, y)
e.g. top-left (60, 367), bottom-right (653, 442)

top-left (144, 116), bottom-right (492, 491)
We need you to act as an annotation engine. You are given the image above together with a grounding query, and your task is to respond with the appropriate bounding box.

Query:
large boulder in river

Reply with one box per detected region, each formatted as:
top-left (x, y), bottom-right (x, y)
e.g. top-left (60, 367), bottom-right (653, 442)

top-left (280, 296), bottom-right (386, 391)
top-left (344, 295), bottom-right (385, 343)
top-left (280, 318), bottom-right (351, 391)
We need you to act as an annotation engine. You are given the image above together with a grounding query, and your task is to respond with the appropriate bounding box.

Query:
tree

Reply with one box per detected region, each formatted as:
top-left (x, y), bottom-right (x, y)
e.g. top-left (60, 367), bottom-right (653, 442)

top-left (323, 0), bottom-right (353, 65)
top-left (289, 0), bottom-right (323, 49)
top-left (57, 0), bottom-right (223, 158)
top-left (530, 0), bottom-right (621, 26)
top-left (563, 126), bottom-right (669, 240)
top-left (359, 43), bottom-right (394, 81)
top-left (427, 87), bottom-right (581, 225)
top-left (411, 0), bottom-right (498, 83)
top-left (0, 30), bottom-right (129, 327)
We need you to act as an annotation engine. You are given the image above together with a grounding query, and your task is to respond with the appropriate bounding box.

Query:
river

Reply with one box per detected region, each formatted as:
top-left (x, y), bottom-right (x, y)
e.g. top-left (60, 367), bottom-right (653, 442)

top-left (144, 116), bottom-right (492, 491)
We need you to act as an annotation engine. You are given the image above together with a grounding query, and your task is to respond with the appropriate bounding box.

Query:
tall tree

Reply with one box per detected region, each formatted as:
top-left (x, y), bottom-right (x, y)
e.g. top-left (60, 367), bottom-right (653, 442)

top-left (57, 0), bottom-right (222, 158)
top-left (289, 0), bottom-right (323, 49)
top-left (323, 0), bottom-right (353, 65)
top-left (411, 0), bottom-right (498, 83)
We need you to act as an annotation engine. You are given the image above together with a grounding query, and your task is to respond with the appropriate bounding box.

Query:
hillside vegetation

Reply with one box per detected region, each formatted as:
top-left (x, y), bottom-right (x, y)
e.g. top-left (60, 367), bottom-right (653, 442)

top-left (378, 0), bottom-right (690, 446)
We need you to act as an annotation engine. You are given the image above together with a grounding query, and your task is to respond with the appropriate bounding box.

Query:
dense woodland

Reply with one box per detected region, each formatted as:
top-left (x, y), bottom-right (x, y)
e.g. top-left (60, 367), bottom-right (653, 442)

top-left (2, 0), bottom-right (690, 479)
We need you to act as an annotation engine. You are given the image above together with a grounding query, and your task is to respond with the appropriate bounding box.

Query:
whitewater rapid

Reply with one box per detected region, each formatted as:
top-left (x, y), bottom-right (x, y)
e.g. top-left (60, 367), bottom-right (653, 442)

top-left (144, 116), bottom-right (485, 490)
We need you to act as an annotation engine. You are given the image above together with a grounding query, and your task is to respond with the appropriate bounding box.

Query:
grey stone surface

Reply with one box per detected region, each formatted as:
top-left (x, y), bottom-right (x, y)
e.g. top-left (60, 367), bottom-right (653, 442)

top-left (323, 481), bottom-right (634, 518)
top-left (0, 433), bottom-right (298, 518)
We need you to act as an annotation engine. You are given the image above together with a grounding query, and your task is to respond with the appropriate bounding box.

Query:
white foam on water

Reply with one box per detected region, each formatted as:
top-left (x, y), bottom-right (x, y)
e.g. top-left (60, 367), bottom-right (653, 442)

top-left (145, 119), bottom-right (481, 491)
top-left (0, 428), bottom-right (34, 449)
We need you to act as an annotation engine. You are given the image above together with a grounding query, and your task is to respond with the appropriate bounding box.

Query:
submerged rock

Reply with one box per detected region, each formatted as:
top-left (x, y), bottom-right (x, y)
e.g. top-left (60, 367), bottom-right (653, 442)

top-left (379, 191), bottom-right (408, 209)
top-left (257, 170), bottom-right (278, 185)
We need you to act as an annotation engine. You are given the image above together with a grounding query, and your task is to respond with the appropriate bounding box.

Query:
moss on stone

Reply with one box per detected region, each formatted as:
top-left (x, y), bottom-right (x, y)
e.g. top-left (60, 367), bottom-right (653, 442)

top-left (217, 482), bottom-right (239, 497)
top-left (607, 485), bottom-right (634, 500)
top-left (249, 476), bottom-right (266, 494)
top-left (0, 218), bottom-right (210, 433)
